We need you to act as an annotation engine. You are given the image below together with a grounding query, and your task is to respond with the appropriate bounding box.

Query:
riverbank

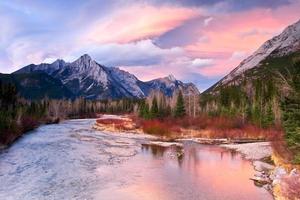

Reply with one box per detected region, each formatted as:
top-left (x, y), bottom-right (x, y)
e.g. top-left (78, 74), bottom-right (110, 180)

top-left (221, 142), bottom-right (300, 200)
top-left (221, 142), bottom-right (272, 160)
top-left (0, 112), bottom-right (99, 148)
top-left (93, 115), bottom-right (299, 200)
top-left (0, 117), bottom-right (61, 148)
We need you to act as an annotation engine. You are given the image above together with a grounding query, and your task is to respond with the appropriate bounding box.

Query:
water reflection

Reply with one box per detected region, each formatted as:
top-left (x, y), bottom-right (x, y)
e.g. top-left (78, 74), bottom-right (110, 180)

top-left (142, 144), bottom-right (186, 166)
top-left (142, 142), bottom-right (240, 164)
top-left (126, 142), bottom-right (274, 200)
top-left (141, 144), bottom-right (167, 157)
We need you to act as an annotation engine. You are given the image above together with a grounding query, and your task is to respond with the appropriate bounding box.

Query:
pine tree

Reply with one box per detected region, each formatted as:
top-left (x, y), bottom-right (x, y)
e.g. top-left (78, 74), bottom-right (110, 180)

top-left (281, 61), bottom-right (300, 164)
top-left (264, 104), bottom-right (275, 128)
top-left (150, 96), bottom-right (159, 119)
top-left (144, 103), bottom-right (150, 119)
top-left (139, 100), bottom-right (146, 117)
top-left (174, 91), bottom-right (186, 118)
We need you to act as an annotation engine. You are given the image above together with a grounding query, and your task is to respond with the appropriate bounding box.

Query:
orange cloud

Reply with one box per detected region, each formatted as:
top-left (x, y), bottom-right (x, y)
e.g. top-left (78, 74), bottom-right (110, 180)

top-left (81, 5), bottom-right (200, 44)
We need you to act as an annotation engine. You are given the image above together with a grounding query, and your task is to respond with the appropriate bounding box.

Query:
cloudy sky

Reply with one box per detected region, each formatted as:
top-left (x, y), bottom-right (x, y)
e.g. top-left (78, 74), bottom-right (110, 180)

top-left (0, 0), bottom-right (300, 91)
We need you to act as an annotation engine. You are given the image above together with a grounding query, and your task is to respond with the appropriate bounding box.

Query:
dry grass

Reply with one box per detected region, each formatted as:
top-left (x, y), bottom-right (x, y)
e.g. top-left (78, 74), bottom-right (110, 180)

top-left (96, 118), bottom-right (137, 131)
top-left (96, 118), bottom-right (129, 125)
top-left (134, 115), bottom-right (278, 140)
top-left (269, 128), bottom-right (296, 168)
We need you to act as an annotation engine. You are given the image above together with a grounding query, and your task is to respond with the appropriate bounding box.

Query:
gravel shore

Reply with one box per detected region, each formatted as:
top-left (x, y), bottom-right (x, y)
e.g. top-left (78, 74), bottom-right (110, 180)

top-left (220, 142), bottom-right (272, 160)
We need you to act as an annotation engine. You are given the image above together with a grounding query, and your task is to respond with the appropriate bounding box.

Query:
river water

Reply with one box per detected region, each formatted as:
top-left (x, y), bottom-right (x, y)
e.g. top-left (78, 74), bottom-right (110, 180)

top-left (0, 119), bottom-right (273, 200)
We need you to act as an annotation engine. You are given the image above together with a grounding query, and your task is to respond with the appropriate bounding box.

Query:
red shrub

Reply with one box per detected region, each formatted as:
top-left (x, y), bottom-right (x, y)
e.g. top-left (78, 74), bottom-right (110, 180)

top-left (133, 114), bottom-right (281, 140)
top-left (0, 129), bottom-right (22, 145)
top-left (21, 116), bottom-right (38, 132)
top-left (141, 120), bottom-right (172, 136)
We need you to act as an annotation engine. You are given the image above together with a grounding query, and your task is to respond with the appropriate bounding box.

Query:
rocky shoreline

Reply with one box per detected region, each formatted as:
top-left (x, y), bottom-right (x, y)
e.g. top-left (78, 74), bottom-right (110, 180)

top-left (220, 142), bottom-right (299, 200)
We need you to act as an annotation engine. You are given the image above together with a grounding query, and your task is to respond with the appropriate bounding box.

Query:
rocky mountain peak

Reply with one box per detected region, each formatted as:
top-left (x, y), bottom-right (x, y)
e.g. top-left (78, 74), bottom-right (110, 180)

top-left (166, 74), bottom-right (176, 82)
top-left (218, 19), bottom-right (300, 86)
top-left (71, 54), bottom-right (94, 67)
top-left (13, 54), bottom-right (200, 99)
top-left (80, 54), bottom-right (92, 61)
top-left (52, 59), bottom-right (66, 68)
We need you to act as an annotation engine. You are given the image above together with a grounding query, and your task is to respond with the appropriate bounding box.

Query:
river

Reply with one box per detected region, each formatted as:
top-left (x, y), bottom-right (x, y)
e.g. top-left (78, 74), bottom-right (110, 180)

top-left (0, 119), bottom-right (273, 200)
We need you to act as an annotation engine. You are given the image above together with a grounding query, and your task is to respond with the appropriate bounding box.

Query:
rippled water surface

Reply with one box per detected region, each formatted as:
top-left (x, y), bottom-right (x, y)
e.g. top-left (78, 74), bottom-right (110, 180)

top-left (0, 119), bottom-right (273, 200)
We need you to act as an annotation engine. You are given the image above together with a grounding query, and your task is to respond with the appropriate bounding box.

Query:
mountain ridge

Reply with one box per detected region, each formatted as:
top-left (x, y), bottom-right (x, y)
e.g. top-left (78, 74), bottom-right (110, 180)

top-left (12, 54), bottom-right (199, 100)
top-left (208, 19), bottom-right (300, 92)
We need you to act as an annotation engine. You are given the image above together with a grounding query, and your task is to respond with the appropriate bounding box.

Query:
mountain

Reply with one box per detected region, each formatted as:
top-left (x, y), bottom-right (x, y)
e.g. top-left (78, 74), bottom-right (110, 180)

top-left (0, 73), bottom-right (73, 100)
top-left (200, 19), bottom-right (300, 128)
top-left (209, 19), bottom-right (300, 92)
top-left (144, 75), bottom-right (200, 96)
top-left (13, 54), bottom-right (199, 100)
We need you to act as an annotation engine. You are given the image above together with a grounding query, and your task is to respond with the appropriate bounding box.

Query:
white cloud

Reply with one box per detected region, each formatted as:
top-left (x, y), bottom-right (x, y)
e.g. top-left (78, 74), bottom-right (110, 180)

top-left (191, 58), bottom-right (214, 67)
top-left (204, 17), bottom-right (213, 26)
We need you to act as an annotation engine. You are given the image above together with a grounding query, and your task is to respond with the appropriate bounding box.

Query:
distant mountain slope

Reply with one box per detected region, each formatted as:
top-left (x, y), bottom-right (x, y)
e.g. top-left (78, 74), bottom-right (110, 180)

top-left (144, 75), bottom-right (200, 96)
top-left (200, 19), bottom-right (300, 128)
top-left (13, 54), bottom-right (199, 100)
top-left (0, 73), bottom-right (74, 100)
top-left (208, 19), bottom-right (300, 92)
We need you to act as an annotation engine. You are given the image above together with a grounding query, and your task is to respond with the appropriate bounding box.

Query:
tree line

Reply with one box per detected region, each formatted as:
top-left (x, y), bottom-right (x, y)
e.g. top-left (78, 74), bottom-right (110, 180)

top-left (138, 91), bottom-right (186, 119)
top-left (0, 81), bottom-right (143, 145)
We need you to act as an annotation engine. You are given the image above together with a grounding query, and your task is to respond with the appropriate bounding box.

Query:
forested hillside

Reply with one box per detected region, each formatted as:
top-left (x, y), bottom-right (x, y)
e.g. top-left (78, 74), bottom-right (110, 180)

top-left (200, 53), bottom-right (300, 163)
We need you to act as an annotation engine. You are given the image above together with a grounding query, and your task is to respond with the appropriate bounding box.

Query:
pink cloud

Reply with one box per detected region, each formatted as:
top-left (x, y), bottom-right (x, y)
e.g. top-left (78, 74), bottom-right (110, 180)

top-left (198, 57), bottom-right (241, 77)
top-left (120, 65), bottom-right (170, 81)
top-left (81, 5), bottom-right (200, 45)
top-left (119, 55), bottom-right (215, 82)
top-left (183, 1), bottom-right (300, 77)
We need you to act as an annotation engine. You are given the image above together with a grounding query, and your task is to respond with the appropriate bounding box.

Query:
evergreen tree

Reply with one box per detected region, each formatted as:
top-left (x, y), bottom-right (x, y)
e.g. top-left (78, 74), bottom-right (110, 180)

top-left (174, 91), bottom-right (186, 118)
top-left (281, 61), bottom-right (300, 163)
top-left (150, 96), bottom-right (159, 119)
top-left (138, 100), bottom-right (150, 119)
top-left (143, 103), bottom-right (150, 119)
top-left (158, 95), bottom-right (168, 118)
top-left (139, 100), bottom-right (146, 117)
top-left (262, 104), bottom-right (275, 128)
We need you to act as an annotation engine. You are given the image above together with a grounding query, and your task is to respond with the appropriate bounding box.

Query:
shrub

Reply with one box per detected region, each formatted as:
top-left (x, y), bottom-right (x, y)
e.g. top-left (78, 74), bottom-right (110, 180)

top-left (21, 116), bottom-right (38, 132)
top-left (293, 153), bottom-right (300, 164)
top-left (141, 120), bottom-right (172, 136)
top-left (134, 114), bottom-right (277, 140)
